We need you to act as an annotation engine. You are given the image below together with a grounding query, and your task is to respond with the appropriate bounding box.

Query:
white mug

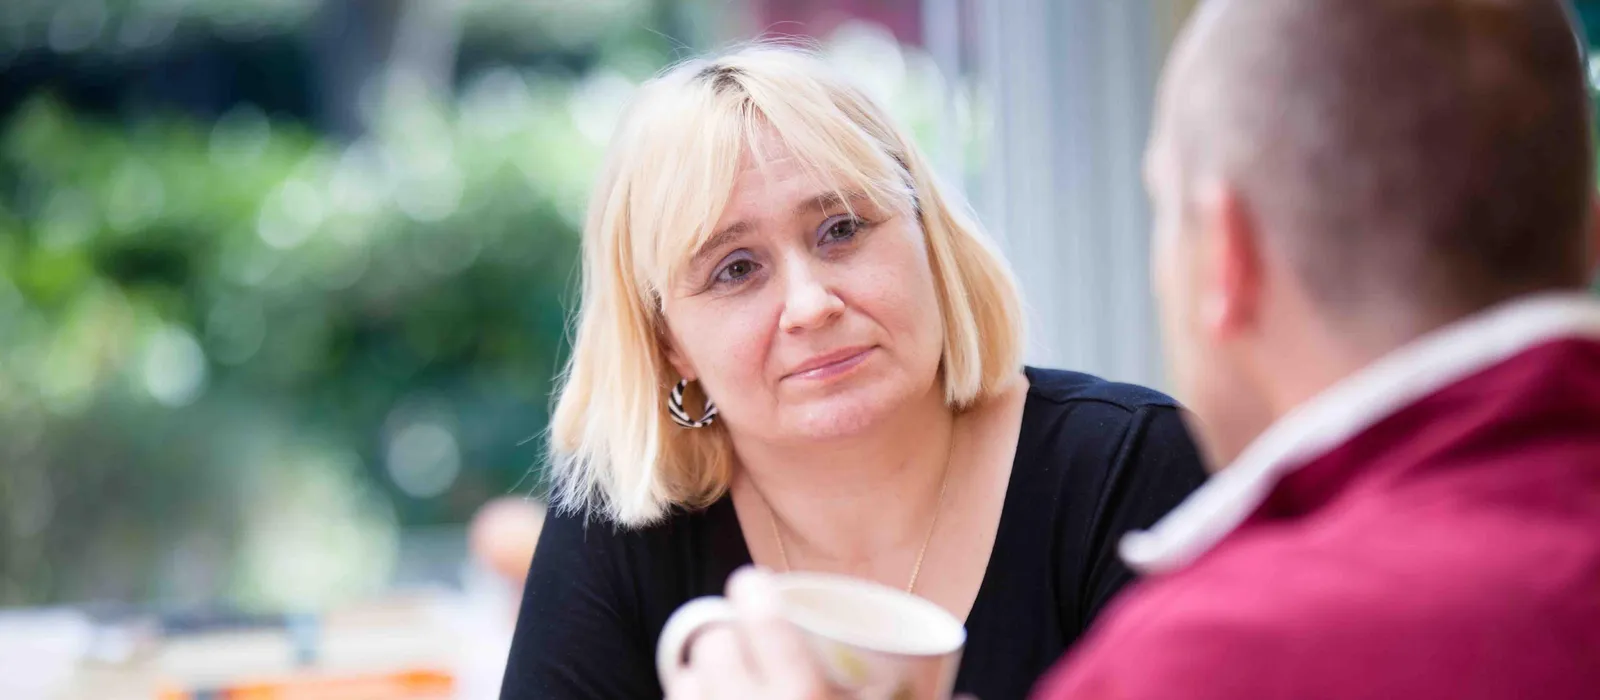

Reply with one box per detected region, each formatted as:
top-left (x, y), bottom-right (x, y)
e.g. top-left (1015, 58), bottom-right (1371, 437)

top-left (656, 572), bottom-right (966, 700)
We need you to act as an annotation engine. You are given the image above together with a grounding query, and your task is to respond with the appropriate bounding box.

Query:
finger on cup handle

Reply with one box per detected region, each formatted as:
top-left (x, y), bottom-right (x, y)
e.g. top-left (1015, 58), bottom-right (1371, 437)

top-left (698, 624), bottom-right (759, 673)
top-left (726, 567), bottom-right (829, 693)
top-left (664, 670), bottom-right (702, 699)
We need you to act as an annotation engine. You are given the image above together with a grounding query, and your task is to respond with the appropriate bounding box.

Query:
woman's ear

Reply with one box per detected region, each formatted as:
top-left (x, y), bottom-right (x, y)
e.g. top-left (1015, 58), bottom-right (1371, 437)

top-left (662, 330), bottom-right (695, 383)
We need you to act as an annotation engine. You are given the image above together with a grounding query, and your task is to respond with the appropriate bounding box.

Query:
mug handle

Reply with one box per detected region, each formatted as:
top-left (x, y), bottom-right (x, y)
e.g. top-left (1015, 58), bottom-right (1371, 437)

top-left (655, 596), bottom-right (738, 686)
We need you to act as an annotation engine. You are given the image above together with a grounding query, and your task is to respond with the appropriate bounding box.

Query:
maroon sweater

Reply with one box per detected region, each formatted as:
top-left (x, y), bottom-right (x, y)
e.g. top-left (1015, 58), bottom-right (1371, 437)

top-left (1038, 298), bottom-right (1600, 699)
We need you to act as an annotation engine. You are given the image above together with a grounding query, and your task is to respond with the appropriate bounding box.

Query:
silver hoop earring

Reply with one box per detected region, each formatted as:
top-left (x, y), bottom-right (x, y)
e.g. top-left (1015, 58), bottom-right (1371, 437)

top-left (667, 378), bottom-right (718, 429)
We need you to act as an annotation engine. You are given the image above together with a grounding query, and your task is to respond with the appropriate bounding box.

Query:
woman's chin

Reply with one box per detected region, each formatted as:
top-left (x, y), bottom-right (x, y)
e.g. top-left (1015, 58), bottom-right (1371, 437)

top-left (778, 390), bottom-right (913, 441)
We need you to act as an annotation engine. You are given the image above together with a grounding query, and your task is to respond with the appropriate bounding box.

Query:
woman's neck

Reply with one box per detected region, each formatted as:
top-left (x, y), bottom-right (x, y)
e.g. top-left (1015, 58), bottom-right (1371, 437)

top-left (729, 386), bottom-right (958, 570)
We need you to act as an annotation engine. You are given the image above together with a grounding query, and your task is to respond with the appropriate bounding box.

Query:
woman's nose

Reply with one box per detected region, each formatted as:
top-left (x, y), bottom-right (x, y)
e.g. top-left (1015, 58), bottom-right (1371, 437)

top-left (777, 258), bottom-right (844, 332)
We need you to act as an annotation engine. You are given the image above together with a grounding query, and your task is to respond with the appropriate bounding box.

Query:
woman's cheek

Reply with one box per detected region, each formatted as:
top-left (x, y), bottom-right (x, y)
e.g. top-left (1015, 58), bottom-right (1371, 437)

top-left (694, 297), bottom-right (777, 397)
top-left (845, 251), bottom-right (924, 337)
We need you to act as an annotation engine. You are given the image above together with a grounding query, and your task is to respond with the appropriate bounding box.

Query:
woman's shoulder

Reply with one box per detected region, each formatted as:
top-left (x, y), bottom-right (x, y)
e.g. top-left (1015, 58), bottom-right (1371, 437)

top-left (1011, 365), bottom-right (1204, 496)
top-left (1021, 366), bottom-right (1181, 413)
top-left (995, 369), bottom-right (1207, 645)
top-left (538, 496), bottom-right (747, 601)
top-left (508, 499), bottom-right (742, 698)
top-left (541, 496), bottom-right (737, 558)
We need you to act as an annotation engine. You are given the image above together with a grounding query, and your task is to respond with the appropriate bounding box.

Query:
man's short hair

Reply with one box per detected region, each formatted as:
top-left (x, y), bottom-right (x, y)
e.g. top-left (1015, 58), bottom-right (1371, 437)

top-left (1172, 0), bottom-right (1595, 312)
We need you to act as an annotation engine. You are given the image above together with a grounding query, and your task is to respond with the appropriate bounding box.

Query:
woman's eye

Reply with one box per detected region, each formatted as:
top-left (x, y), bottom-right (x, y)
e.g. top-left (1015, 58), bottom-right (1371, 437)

top-left (715, 258), bottom-right (760, 284)
top-left (821, 216), bottom-right (862, 243)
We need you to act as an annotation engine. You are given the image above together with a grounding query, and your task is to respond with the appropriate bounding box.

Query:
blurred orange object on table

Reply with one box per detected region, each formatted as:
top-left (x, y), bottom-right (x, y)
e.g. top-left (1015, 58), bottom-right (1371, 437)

top-left (157, 668), bottom-right (453, 700)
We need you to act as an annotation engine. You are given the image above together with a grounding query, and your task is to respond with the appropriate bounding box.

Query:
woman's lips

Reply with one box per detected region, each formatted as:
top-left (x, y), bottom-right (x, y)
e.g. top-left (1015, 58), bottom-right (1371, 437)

top-left (784, 346), bottom-right (875, 381)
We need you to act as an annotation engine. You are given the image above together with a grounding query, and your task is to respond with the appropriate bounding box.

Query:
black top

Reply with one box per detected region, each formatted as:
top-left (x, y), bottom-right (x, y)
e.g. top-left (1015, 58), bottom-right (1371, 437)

top-left (500, 368), bottom-right (1208, 700)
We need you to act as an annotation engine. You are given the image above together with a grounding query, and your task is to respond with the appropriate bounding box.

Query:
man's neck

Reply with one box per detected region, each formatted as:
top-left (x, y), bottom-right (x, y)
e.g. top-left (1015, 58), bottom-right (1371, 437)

top-left (1261, 302), bottom-right (1466, 418)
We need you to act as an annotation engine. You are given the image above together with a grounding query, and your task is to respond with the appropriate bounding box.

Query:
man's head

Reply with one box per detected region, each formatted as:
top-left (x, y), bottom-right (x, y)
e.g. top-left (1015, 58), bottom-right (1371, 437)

top-left (1148, 0), bottom-right (1597, 469)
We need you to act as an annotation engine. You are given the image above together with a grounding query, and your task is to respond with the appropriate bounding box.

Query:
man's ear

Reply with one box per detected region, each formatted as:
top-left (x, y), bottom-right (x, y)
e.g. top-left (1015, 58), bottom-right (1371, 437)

top-left (1198, 183), bottom-right (1264, 339)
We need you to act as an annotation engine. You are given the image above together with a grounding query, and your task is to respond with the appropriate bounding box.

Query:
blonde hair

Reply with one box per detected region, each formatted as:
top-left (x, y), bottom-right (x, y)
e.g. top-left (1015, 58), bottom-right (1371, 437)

top-left (549, 41), bottom-right (1024, 526)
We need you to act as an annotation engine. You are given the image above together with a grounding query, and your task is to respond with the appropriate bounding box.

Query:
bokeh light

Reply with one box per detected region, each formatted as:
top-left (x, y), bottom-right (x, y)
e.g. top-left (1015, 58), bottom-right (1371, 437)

top-left (141, 325), bottom-right (208, 408)
top-left (387, 421), bottom-right (464, 500)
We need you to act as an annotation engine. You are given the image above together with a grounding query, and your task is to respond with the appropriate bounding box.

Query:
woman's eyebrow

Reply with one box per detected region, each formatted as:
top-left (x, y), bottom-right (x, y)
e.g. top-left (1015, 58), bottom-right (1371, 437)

top-left (689, 189), bottom-right (872, 268)
top-left (689, 221), bottom-right (750, 269)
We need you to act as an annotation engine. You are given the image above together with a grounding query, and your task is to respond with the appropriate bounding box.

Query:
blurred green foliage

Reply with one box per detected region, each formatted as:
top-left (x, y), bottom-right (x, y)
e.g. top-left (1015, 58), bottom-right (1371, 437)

top-left (0, 66), bottom-right (610, 608)
top-left (0, 0), bottom-right (654, 55)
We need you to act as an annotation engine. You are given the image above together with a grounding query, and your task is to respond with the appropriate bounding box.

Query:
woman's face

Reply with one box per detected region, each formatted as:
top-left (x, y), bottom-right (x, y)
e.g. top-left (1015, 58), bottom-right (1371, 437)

top-left (661, 139), bottom-right (945, 444)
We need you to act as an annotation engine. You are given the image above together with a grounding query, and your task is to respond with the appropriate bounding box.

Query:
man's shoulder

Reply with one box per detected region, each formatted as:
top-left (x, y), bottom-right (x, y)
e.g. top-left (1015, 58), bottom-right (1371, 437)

top-left (1038, 521), bottom-right (1600, 699)
top-left (1036, 557), bottom-right (1412, 699)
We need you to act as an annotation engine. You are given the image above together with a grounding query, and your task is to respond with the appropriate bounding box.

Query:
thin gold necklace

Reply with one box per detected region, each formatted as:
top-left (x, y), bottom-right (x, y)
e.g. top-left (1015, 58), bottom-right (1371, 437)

top-left (760, 440), bottom-right (954, 595)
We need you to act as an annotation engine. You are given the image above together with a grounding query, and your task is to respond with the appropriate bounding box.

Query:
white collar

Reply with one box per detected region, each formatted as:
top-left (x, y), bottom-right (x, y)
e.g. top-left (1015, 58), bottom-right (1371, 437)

top-left (1121, 292), bottom-right (1600, 575)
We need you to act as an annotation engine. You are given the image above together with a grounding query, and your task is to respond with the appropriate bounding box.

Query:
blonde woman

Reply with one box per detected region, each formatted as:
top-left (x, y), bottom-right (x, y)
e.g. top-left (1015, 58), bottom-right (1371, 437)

top-left (500, 43), bottom-right (1206, 700)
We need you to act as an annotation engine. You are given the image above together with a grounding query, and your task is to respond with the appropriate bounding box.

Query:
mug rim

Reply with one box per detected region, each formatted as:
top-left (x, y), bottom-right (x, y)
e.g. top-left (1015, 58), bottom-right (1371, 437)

top-left (771, 572), bottom-right (967, 657)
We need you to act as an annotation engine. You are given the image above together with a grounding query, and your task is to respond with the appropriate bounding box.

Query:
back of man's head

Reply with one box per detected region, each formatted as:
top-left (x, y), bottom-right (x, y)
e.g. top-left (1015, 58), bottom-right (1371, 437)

top-left (1167, 0), bottom-right (1595, 317)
